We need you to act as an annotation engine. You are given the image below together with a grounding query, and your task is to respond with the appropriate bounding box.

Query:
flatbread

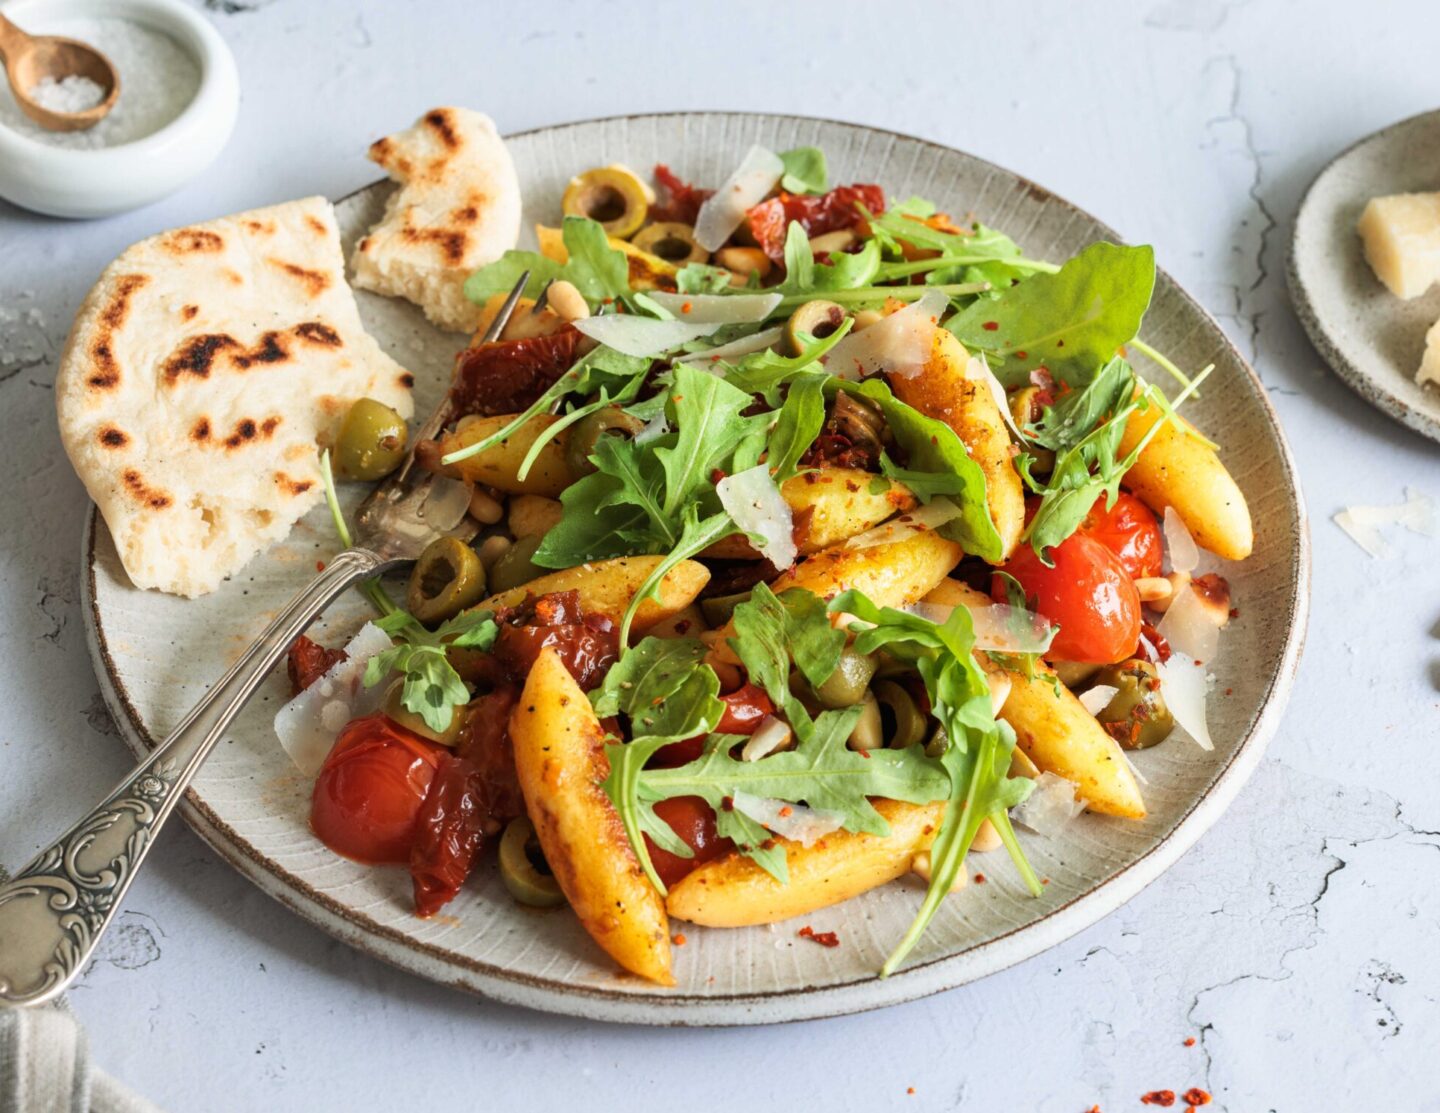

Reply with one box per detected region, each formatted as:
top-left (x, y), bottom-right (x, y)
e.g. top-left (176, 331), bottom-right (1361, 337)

top-left (350, 107), bottom-right (521, 333)
top-left (56, 197), bottom-right (414, 598)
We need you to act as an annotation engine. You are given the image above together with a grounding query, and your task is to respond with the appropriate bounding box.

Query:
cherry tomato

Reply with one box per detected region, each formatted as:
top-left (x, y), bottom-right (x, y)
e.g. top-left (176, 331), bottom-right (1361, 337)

top-left (1078, 491), bottom-right (1163, 579)
top-left (996, 534), bottom-right (1142, 664)
top-left (653, 682), bottom-right (775, 768)
top-left (311, 714), bottom-right (444, 865)
top-left (450, 327), bottom-right (581, 419)
top-left (643, 797), bottom-right (734, 889)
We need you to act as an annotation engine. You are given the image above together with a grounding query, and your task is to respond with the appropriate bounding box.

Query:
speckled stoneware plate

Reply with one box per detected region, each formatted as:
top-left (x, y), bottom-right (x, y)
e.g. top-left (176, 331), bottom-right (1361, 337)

top-left (82, 113), bottom-right (1309, 1025)
top-left (1290, 107), bottom-right (1440, 443)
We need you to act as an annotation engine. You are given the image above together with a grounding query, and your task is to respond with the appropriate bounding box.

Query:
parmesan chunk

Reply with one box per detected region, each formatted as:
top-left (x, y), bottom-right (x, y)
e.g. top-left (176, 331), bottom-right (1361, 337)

top-left (1357, 192), bottom-right (1440, 299)
top-left (1419, 317), bottom-right (1440, 388)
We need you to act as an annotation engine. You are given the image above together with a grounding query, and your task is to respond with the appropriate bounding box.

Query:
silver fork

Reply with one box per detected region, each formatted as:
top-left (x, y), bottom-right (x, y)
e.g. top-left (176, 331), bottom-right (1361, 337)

top-left (0, 274), bottom-right (530, 1006)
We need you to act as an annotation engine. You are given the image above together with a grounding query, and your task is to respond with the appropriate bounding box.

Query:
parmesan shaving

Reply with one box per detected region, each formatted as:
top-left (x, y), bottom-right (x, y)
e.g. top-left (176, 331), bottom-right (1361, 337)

top-left (1011, 772), bottom-right (1086, 836)
top-left (648, 291), bottom-right (782, 324)
top-left (1163, 506), bottom-right (1200, 574)
top-left (1078, 684), bottom-right (1120, 716)
top-left (967, 352), bottom-right (1025, 442)
top-left (730, 792), bottom-right (846, 847)
top-left (693, 145), bottom-right (785, 252)
top-left (674, 325), bottom-right (786, 365)
top-left (843, 499), bottom-right (961, 549)
top-left (717, 464), bottom-right (796, 570)
top-left (1156, 583), bottom-right (1220, 664)
top-left (273, 623), bottom-right (393, 775)
top-left (966, 602), bottom-right (1057, 654)
top-left (741, 715), bottom-right (793, 762)
top-left (574, 314), bottom-right (721, 357)
top-left (1157, 651), bottom-right (1214, 751)
top-left (1333, 487), bottom-right (1436, 559)
top-left (820, 288), bottom-right (948, 380)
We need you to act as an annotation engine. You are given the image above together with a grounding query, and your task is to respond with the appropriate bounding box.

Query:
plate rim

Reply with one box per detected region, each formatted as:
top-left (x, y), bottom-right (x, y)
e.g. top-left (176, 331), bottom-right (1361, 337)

top-left (81, 109), bottom-right (1311, 1026)
top-left (1287, 105), bottom-right (1440, 444)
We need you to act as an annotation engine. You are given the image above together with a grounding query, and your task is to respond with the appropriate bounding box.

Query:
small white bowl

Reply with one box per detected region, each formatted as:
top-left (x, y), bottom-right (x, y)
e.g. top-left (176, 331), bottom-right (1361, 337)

top-left (0, 0), bottom-right (239, 218)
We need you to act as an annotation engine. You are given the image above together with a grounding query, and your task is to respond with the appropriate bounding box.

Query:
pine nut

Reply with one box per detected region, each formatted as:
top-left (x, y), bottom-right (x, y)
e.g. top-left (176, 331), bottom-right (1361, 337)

top-left (715, 246), bottom-right (772, 280)
top-left (1134, 576), bottom-right (1173, 604)
top-left (852, 309), bottom-right (883, 331)
top-left (546, 279), bottom-right (590, 322)
top-left (468, 487), bottom-right (504, 525)
top-left (911, 852), bottom-right (968, 893)
top-left (971, 818), bottom-right (1002, 853)
top-left (476, 534), bottom-right (512, 571)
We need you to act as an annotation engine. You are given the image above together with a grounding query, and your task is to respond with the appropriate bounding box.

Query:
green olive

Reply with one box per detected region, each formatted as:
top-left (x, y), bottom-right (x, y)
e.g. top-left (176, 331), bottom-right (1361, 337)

top-left (562, 166), bottom-right (649, 238)
top-left (784, 299), bottom-right (846, 355)
top-left (847, 691), bottom-right (883, 751)
top-left (700, 589), bottom-right (753, 628)
top-left (487, 533), bottom-right (545, 595)
top-left (564, 405), bottom-right (645, 478)
top-left (383, 678), bottom-right (465, 746)
top-left (1051, 659), bottom-right (1102, 690)
top-left (335, 398), bottom-right (408, 481)
top-left (1088, 658), bottom-right (1175, 750)
top-left (874, 680), bottom-right (928, 749)
top-left (811, 648), bottom-right (878, 709)
top-left (407, 536), bottom-right (486, 626)
top-left (633, 221), bottom-right (708, 264)
top-left (499, 816), bottom-right (566, 908)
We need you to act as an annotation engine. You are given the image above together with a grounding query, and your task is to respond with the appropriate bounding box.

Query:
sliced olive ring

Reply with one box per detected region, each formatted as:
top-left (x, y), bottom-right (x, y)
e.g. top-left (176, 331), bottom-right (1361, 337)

top-left (383, 678), bottom-right (465, 746)
top-left (633, 221), bottom-right (708, 264)
top-left (499, 816), bottom-right (566, 908)
top-left (1088, 658), bottom-right (1175, 750)
top-left (874, 679), bottom-right (928, 749)
top-left (335, 397), bottom-right (408, 481)
top-left (407, 536), bottom-right (487, 626)
top-left (810, 648), bottom-right (878, 709)
top-left (487, 533), bottom-right (545, 595)
top-left (784, 299), bottom-right (847, 355)
top-left (562, 166), bottom-right (648, 238)
top-left (564, 405), bottom-right (645, 478)
top-left (846, 690), bottom-right (883, 751)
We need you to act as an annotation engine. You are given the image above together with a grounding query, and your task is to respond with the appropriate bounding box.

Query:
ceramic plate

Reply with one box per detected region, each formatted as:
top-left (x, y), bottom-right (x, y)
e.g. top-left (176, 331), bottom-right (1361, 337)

top-left (1290, 107), bottom-right (1440, 443)
top-left (83, 113), bottom-right (1309, 1025)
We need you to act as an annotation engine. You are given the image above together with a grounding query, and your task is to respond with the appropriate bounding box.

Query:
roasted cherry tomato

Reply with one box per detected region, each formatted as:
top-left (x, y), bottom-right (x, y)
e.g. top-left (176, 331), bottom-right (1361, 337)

top-left (286, 634), bottom-right (346, 695)
top-left (995, 534), bottom-right (1142, 665)
top-left (651, 164), bottom-right (711, 224)
top-left (449, 327), bottom-right (581, 419)
top-left (653, 682), bottom-right (775, 768)
top-left (1077, 490), bottom-right (1163, 579)
top-left (643, 797), bottom-right (735, 889)
top-left (311, 714), bottom-right (444, 865)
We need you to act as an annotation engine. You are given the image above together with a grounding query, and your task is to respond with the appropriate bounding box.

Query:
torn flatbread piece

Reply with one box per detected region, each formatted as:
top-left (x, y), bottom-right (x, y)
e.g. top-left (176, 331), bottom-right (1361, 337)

top-left (56, 196), bottom-right (414, 598)
top-left (350, 107), bottom-right (521, 333)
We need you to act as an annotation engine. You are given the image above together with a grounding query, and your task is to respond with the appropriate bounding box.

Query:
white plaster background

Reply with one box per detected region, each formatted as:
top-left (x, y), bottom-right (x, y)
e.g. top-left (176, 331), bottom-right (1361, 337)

top-left (1, 1), bottom-right (1437, 1109)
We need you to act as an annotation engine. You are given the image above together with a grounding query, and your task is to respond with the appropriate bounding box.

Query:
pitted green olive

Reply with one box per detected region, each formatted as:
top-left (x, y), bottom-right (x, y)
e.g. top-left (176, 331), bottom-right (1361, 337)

top-left (487, 534), bottom-right (545, 595)
top-left (383, 678), bottom-right (465, 745)
top-left (633, 221), bottom-right (707, 264)
top-left (847, 691), bottom-right (883, 751)
top-left (562, 166), bottom-right (649, 238)
top-left (564, 405), bottom-right (645, 478)
top-left (335, 398), bottom-right (407, 481)
top-left (499, 816), bottom-right (566, 907)
top-left (1088, 658), bottom-right (1175, 750)
top-left (407, 536), bottom-right (486, 625)
top-left (811, 648), bottom-right (878, 709)
top-left (874, 680), bottom-right (927, 749)
top-left (784, 299), bottom-right (846, 355)
top-left (700, 590), bottom-right (753, 628)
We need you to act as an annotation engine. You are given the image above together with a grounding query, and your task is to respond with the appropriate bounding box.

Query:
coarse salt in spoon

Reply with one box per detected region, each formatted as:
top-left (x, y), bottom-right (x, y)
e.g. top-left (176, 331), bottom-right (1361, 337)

top-left (0, 12), bottom-right (119, 132)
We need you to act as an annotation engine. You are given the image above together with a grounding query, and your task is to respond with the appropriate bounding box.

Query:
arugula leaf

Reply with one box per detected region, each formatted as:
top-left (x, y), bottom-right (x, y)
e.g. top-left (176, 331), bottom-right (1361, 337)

top-left (948, 242), bottom-right (1156, 388)
top-left (1023, 355), bottom-right (1137, 451)
top-left (676, 262), bottom-right (735, 295)
top-left (726, 583), bottom-right (845, 739)
top-left (635, 707), bottom-right (950, 882)
top-left (778, 223), bottom-right (882, 295)
top-left (362, 609), bottom-right (498, 732)
top-left (830, 589), bottom-right (1040, 975)
top-left (722, 320), bottom-right (853, 405)
top-left (764, 373), bottom-right (826, 482)
top-left (831, 378), bottom-right (1003, 562)
top-left (870, 212), bottom-right (1055, 290)
top-left (655, 366), bottom-right (764, 518)
top-left (778, 146), bottom-right (827, 194)
top-left (463, 216), bottom-right (631, 306)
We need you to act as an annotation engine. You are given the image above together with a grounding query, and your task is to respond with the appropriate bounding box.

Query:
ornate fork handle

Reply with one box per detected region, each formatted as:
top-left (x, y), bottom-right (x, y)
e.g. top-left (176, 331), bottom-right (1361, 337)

top-left (0, 548), bottom-right (386, 1006)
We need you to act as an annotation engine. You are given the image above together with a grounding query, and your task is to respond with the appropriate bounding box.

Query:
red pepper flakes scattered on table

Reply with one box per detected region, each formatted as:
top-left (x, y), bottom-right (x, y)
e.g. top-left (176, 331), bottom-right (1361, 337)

top-left (797, 925), bottom-right (840, 948)
top-left (1183, 1037), bottom-right (1196, 1047)
top-left (1182, 1089), bottom-right (1211, 1108)
top-left (1140, 1092), bottom-right (1176, 1107)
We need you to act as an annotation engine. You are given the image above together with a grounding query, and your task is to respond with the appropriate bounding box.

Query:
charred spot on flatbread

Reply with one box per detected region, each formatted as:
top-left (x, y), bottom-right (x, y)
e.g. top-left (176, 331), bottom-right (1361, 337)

top-left (305, 215), bottom-right (328, 237)
top-left (269, 258), bottom-right (331, 297)
top-left (399, 224), bottom-right (468, 264)
top-left (425, 109), bottom-right (461, 150)
top-left (398, 372), bottom-right (415, 389)
top-left (98, 426), bottom-right (128, 448)
top-left (275, 471), bottom-right (314, 496)
top-left (294, 322), bottom-right (342, 348)
top-left (85, 276), bottom-right (150, 389)
top-left (122, 469), bottom-right (172, 510)
top-left (191, 417), bottom-right (211, 442)
top-left (243, 219), bottom-right (276, 236)
top-left (181, 304), bottom-right (199, 321)
top-left (163, 229), bottom-right (224, 255)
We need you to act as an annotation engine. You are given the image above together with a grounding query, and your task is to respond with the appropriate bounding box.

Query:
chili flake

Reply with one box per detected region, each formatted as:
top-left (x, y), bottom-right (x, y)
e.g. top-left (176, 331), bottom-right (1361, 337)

top-left (672, 933), bottom-right (687, 946)
top-left (1140, 1092), bottom-right (1176, 1107)
top-left (1183, 1037), bottom-right (1196, 1047)
top-left (1182, 1089), bottom-right (1211, 1107)
top-left (982, 321), bottom-right (999, 331)
top-left (681, 301), bottom-right (693, 314)
top-left (798, 925), bottom-right (840, 948)
top-left (973, 873), bottom-right (987, 884)
top-left (315, 560), bottom-right (326, 572)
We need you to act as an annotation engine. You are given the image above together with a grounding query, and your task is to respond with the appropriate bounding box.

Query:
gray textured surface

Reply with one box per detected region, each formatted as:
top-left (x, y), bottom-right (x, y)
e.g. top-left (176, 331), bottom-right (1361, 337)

top-left (1, 0), bottom-right (1437, 1108)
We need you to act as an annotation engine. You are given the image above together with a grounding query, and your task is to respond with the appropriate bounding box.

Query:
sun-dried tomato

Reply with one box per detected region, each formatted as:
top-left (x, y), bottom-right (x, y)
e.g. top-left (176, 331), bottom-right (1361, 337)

top-left (747, 183), bottom-right (887, 260)
top-left (449, 327), bottom-right (582, 418)
top-left (651, 164), bottom-right (712, 224)
top-left (287, 634), bottom-right (347, 695)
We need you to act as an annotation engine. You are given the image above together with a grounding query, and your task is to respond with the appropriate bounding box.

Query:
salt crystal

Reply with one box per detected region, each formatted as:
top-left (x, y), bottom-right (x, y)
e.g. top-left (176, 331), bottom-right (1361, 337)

top-left (0, 18), bottom-right (199, 150)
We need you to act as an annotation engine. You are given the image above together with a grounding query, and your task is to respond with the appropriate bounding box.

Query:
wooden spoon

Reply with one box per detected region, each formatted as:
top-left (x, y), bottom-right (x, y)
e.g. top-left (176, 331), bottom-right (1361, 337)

top-left (0, 13), bottom-right (118, 132)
